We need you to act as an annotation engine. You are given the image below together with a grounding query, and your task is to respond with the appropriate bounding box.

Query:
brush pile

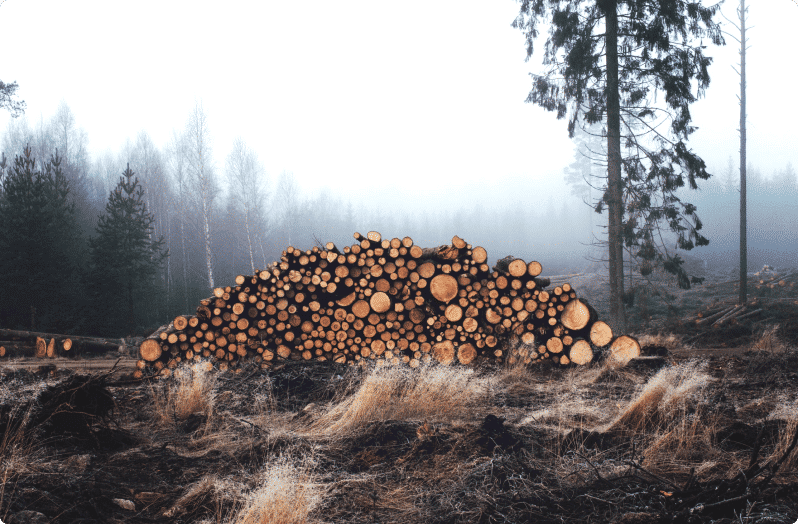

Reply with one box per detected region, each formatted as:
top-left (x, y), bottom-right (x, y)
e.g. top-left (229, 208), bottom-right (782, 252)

top-left (137, 232), bottom-right (639, 377)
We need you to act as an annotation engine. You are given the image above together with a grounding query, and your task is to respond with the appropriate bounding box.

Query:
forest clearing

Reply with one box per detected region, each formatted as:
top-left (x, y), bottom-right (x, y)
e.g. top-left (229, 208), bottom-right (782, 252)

top-left (2, 234), bottom-right (798, 523)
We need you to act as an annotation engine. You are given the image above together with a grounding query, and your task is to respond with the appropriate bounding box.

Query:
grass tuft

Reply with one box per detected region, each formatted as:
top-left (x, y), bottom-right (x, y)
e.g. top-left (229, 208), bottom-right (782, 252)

top-left (606, 360), bottom-right (712, 434)
top-left (751, 324), bottom-right (787, 353)
top-left (163, 475), bottom-right (243, 520)
top-left (312, 363), bottom-right (494, 435)
top-left (152, 360), bottom-right (217, 426)
top-left (767, 403), bottom-right (798, 474)
top-left (230, 458), bottom-right (324, 524)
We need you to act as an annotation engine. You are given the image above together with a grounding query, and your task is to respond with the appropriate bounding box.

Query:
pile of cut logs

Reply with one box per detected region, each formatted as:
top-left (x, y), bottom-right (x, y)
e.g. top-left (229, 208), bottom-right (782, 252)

top-left (137, 233), bottom-right (640, 377)
top-left (0, 329), bottom-right (123, 359)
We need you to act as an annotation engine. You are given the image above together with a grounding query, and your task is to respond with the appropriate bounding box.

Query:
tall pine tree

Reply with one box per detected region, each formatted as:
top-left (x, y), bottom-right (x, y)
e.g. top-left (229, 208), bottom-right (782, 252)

top-left (89, 164), bottom-right (167, 336)
top-left (0, 147), bottom-right (80, 331)
top-left (513, 0), bottom-right (723, 332)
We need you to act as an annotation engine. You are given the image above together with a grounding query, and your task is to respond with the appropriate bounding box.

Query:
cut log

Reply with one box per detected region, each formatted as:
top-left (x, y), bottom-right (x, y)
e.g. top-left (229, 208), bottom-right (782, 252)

top-left (352, 300), bottom-right (371, 318)
top-left (494, 256), bottom-right (527, 277)
top-left (444, 304), bottom-right (463, 322)
top-left (546, 337), bottom-right (563, 354)
top-left (608, 335), bottom-right (641, 365)
top-left (370, 292), bottom-right (391, 314)
top-left (430, 274), bottom-right (458, 303)
top-left (457, 343), bottom-right (477, 365)
top-left (471, 246), bottom-right (488, 264)
top-left (432, 340), bottom-right (455, 365)
top-left (560, 299), bottom-right (593, 331)
top-left (527, 261), bottom-right (543, 277)
top-left (46, 338), bottom-right (56, 358)
top-left (568, 339), bottom-right (593, 366)
top-left (695, 304), bottom-right (736, 325)
top-left (589, 321), bottom-right (613, 347)
top-left (35, 337), bottom-right (47, 358)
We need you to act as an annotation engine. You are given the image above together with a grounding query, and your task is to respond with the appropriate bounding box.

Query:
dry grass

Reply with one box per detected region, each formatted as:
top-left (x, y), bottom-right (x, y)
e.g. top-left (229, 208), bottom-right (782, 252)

top-left (311, 363), bottom-right (494, 435)
top-left (163, 475), bottom-right (244, 520)
top-left (632, 332), bottom-right (686, 351)
top-left (229, 457), bottom-right (325, 524)
top-left (751, 324), bottom-right (788, 353)
top-left (152, 360), bottom-right (217, 426)
top-left (767, 403), bottom-right (798, 475)
top-left (605, 360), bottom-right (713, 434)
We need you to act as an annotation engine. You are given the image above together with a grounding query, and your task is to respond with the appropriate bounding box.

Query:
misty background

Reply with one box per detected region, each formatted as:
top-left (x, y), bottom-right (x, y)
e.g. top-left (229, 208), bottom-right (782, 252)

top-left (0, 0), bottom-right (795, 336)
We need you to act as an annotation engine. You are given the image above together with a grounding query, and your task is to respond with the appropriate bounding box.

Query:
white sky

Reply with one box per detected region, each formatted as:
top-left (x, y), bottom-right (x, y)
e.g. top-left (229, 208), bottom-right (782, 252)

top-left (0, 0), bottom-right (796, 214)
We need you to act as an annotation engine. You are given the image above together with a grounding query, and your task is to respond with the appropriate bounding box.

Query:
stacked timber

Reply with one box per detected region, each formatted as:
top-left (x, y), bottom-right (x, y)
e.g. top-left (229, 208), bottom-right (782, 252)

top-left (137, 232), bottom-right (640, 377)
top-left (0, 328), bottom-right (122, 359)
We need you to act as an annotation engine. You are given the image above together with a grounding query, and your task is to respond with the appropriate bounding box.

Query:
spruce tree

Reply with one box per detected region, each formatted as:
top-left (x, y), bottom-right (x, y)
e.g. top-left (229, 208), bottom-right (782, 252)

top-left (0, 146), bottom-right (79, 331)
top-left (89, 164), bottom-right (167, 335)
top-left (513, 0), bottom-right (723, 332)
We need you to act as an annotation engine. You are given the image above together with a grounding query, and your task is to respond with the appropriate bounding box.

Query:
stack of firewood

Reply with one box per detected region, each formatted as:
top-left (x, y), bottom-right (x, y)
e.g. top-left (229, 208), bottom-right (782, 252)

top-left (137, 233), bottom-right (640, 377)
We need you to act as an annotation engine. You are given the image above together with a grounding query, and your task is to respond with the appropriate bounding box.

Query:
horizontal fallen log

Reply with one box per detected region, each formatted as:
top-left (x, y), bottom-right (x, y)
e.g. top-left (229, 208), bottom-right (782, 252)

top-left (711, 305), bottom-right (745, 327)
top-left (0, 329), bottom-right (123, 356)
top-left (733, 308), bottom-right (764, 322)
top-left (695, 305), bottom-right (737, 325)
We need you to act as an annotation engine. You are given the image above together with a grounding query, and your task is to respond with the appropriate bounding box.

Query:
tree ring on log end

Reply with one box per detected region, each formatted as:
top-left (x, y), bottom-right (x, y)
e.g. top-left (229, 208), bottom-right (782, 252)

top-left (430, 274), bottom-right (458, 303)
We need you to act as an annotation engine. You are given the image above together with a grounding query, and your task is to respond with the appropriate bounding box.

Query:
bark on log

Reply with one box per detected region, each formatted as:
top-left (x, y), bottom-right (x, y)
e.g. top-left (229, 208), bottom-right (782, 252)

top-left (494, 256), bottom-right (528, 277)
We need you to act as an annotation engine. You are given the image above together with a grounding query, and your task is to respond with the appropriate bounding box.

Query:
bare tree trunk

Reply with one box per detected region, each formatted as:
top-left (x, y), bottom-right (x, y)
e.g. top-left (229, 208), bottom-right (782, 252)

top-left (738, 0), bottom-right (748, 306)
top-left (604, 0), bottom-right (627, 334)
top-left (201, 192), bottom-right (215, 289)
top-left (180, 216), bottom-right (189, 311)
top-left (245, 207), bottom-right (255, 274)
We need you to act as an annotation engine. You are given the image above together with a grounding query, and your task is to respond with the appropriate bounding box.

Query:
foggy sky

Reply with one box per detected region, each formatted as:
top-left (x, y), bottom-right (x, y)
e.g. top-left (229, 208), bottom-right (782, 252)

top-left (0, 0), bottom-right (795, 215)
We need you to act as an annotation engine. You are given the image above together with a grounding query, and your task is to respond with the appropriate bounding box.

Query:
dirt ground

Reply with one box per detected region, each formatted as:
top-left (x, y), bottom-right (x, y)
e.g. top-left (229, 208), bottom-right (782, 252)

top-left (2, 326), bottom-right (798, 524)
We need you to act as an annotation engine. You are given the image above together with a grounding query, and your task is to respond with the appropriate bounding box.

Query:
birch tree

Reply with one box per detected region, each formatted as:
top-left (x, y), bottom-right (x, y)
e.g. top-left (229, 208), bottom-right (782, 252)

top-left (166, 130), bottom-right (192, 310)
top-left (225, 137), bottom-right (268, 275)
top-left (276, 170), bottom-right (300, 246)
top-left (184, 100), bottom-right (218, 290)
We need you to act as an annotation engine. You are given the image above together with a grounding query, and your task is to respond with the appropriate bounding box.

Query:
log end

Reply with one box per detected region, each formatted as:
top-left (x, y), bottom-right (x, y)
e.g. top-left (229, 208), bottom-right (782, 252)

top-left (608, 335), bottom-right (641, 366)
top-left (430, 274), bottom-right (458, 303)
top-left (432, 340), bottom-right (455, 365)
top-left (457, 343), bottom-right (477, 365)
top-left (139, 339), bottom-right (163, 362)
top-left (561, 299), bottom-right (591, 331)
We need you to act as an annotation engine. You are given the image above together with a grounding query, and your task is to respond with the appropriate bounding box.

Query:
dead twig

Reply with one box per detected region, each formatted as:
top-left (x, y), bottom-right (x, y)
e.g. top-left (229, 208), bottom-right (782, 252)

top-left (625, 460), bottom-right (681, 493)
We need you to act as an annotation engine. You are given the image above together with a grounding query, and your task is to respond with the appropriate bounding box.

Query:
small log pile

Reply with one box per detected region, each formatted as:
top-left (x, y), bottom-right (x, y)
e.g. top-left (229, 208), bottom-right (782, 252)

top-left (0, 328), bottom-right (123, 359)
top-left (138, 232), bottom-right (640, 377)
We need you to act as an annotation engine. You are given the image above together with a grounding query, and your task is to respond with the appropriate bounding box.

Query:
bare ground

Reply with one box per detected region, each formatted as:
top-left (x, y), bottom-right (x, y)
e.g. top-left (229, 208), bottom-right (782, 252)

top-left (2, 331), bottom-right (798, 524)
